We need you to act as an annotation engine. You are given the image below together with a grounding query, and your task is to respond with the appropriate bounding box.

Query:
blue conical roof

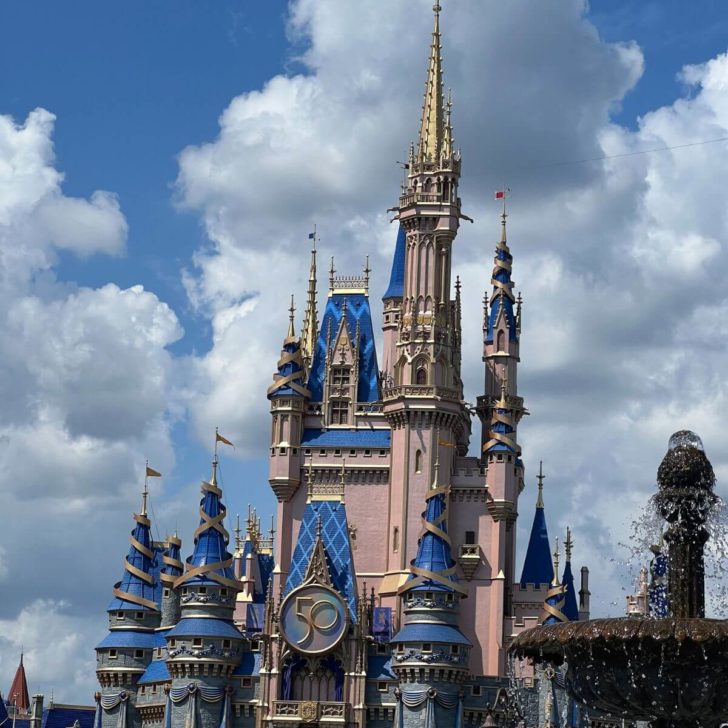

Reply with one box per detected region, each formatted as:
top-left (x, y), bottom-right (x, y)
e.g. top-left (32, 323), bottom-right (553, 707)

top-left (108, 508), bottom-right (160, 612)
top-left (520, 494), bottom-right (553, 587)
top-left (160, 534), bottom-right (183, 587)
top-left (485, 231), bottom-right (518, 344)
top-left (178, 467), bottom-right (237, 588)
top-left (402, 486), bottom-right (464, 594)
top-left (383, 225), bottom-right (405, 300)
top-left (561, 559), bottom-right (579, 621)
top-left (268, 336), bottom-right (309, 399)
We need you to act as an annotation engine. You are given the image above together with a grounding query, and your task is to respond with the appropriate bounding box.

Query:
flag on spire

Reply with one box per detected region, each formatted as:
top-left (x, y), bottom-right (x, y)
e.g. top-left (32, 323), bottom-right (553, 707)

top-left (216, 432), bottom-right (234, 447)
top-left (145, 466), bottom-right (161, 478)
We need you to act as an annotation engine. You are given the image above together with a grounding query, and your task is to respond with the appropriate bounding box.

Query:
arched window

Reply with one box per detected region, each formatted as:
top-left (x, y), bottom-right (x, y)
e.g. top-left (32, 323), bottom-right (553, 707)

top-left (497, 329), bottom-right (505, 352)
top-left (424, 178), bottom-right (432, 193)
top-left (415, 450), bottom-right (423, 473)
top-left (393, 527), bottom-right (399, 553)
top-left (416, 368), bottom-right (427, 385)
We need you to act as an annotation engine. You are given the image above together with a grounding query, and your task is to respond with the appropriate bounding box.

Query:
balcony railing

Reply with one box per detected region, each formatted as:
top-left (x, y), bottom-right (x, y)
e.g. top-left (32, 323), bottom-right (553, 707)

top-left (272, 701), bottom-right (348, 723)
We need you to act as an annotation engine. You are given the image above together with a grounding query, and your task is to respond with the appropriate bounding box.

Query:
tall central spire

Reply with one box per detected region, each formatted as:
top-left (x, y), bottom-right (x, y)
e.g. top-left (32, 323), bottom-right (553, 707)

top-left (418, 3), bottom-right (445, 162)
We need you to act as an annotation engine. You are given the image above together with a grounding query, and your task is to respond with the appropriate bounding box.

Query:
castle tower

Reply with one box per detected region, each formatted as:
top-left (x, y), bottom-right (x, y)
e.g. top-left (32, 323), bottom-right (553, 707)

top-left (540, 541), bottom-right (567, 626)
top-left (561, 528), bottom-right (579, 622)
top-left (518, 462), bottom-right (553, 589)
top-left (165, 450), bottom-right (242, 728)
top-left (268, 298), bottom-right (309, 597)
top-left (381, 1), bottom-right (471, 604)
top-left (96, 479), bottom-right (161, 728)
top-left (8, 653), bottom-right (30, 714)
top-left (476, 201), bottom-right (526, 622)
top-left (160, 533), bottom-right (183, 628)
top-left (391, 457), bottom-right (469, 728)
top-left (381, 224), bottom-right (406, 382)
top-left (263, 464), bottom-right (365, 726)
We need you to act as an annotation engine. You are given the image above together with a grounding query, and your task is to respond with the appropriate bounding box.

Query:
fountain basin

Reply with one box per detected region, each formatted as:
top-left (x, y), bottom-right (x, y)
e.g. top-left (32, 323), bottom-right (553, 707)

top-left (511, 617), bottom-right (728, 726)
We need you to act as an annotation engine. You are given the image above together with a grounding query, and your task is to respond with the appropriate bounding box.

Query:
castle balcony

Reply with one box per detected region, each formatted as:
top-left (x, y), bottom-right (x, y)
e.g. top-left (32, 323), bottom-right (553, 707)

top-left (270, 700), bottom-right (349, 724)
top-left (383, 384), bottom-right (461, 403)
top-left (458, 544), bottom-right (481, 581)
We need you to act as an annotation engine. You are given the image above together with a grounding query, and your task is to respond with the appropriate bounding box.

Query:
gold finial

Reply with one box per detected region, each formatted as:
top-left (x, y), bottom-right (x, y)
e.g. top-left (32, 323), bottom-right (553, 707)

top-left (498, 187), bottom-right (509, 247)
top-left (552, 537), bottom-right (561, 587)
top-left (516, 291), bottom-right (522, 334)
top-left (536, 460), bottom-right (545, 509)
top-left (432, 427), bottom-right (441, 489)
top-left (329, 256), bottom-right (336, 293)
top-left (306, 455), bottom-right (314, 502)
top-left (141, 462), bottom-right (150, 516)
top-left (287, 294), bottom-right (296, 339)
top-left (363, 256), bottom-right (371, 293)
top-left (234, 513), bottom-right (242, 550)
top-left (455, 275), bottom-right (461, 296)
top-left (565, 527), bottom-right (573, 562)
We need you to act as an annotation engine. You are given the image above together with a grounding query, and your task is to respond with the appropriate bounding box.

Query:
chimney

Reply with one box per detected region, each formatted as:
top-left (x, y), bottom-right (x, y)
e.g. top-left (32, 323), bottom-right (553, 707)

top-left (30, 694), bottom-right (43, 728)
top-left (578, 565), bottom-right (591, 619)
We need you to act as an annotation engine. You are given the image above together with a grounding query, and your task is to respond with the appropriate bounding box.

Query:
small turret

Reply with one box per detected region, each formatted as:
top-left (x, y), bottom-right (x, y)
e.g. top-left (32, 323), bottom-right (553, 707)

top-left (561, 528), bottom-right (579, 621)
top-left (540, 539), bottom-right (567, 625)
top-left (391, 449), bottom-right (469, 727)
top-left (520, 462), bottom-right (553, 587)
top-left (300, 232), bottom-right (319, 374)
top-left (160, 533), bottom-right (183, 628)
top-left (8, 652), bottom-right (30, 714)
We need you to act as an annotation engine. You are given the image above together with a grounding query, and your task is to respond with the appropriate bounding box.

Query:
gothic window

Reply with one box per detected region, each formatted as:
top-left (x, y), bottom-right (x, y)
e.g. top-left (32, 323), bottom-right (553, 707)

top-left (330, 400), bottom-right (349, 425)
top-left (415, 449), bottom-right (423, 473)
top-left (424, 178), bottom-right (432, 193)
top-left (332, 367), bottom-right (350, 386)
top-left (497, 329), bottom-right (505, 351)
top-left (416, 367), bottom-right (428, 385)
top-left (393, 526), bottom-right (399, 553)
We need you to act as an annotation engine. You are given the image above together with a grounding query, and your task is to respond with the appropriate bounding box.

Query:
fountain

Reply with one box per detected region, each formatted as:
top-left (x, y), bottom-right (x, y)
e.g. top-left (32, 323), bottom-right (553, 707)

top-left (510, 431), bottom-right (728, 728)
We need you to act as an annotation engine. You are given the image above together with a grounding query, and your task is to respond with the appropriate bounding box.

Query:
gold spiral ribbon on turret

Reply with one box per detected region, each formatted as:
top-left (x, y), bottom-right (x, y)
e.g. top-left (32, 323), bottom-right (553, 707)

top-left (267, 344), bottom-right (311, 398)
top-left (490, 244), bottom-right (515, 303)
top-left (160, 534), bottom-right (183, 586)
top-left (112, 512), bottom-right (159, 610)
top-left (174, 480), bottom-right (240, 590)
top-left (483, 399), bottom-right (519, 454)
top-left (540, 583), bottom-right (568, 624)
top-left (400, 486), bottom-right (468, 596)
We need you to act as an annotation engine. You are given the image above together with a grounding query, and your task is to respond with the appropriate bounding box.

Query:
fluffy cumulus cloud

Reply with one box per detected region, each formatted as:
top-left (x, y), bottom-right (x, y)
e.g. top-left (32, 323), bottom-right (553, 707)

top-left (177, 0), bottom-right (728, 615)
top-left (0, 109), bottom-right (182, 701)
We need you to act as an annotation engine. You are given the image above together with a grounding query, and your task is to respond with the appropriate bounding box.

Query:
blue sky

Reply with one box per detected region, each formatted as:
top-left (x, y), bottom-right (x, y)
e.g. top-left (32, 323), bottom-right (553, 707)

top-left (2, 0), bottom-right (728, 702)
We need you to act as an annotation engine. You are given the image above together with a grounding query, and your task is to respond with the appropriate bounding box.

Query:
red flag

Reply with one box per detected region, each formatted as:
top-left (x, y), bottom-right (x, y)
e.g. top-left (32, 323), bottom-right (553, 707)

top-left (494, 190), bottom-right (506, 200)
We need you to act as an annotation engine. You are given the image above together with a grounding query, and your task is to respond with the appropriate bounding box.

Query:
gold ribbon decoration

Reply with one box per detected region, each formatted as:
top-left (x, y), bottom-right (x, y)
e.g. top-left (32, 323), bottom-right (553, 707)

top-left (113, 512), bottom-right (159, 610)
top-left (160, 534), bottom-right (183, 585)
top-left (400, 486), bottom-right (468, 596)
top-left (540, 583), bottom-right (568, 624)
top-left (267, 346), bottom-right (311, 398)
top-left (483, 408), bottom-right (519, 454)
top-left (174, 480), bottom-right (240, 591)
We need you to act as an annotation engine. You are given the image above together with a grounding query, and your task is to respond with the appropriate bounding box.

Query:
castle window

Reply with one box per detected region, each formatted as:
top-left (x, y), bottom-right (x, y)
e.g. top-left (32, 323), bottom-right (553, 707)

top-left (304, 448), bottom-right (312, 456)
top-left (349, 449), bottom-right (356, 457)
top-left (334, 448), bottom-right (342, 457)
top-left (393, 527), bottom-right (399, 553)
top-left (163, 588), bottom-right (170, 598)
top-left (199, 587), bottom-right (207, 595)
top-left (497, 454), bottom-right (503, 462)
top-left (416, 367), bottom-right (428, 385)
top-left (376, 644), bottom-right (388, 655)
top-left (251, 640), bottom-right (260, 652)
top-left (415, 449), bottom-right (422, 473)
top-left (497, 329), bottom-right (505, 351)
top-left (279, 447), bottom-right (287, 455)
top-left (292, 448), bottom-right (298, 455)
top-left (378, 682), bottom-right (388, 692)
top-left (422, 643), bottom-right (432, 653)
top-left (330, 400), bottom-right (349, 425)
top-left (332, 367), bottom-right (350, 386)
top-left (471, 685), bottom-right (482, 697)
top-left (140, 686), bottom-right (146, 695)
top-left (116, 611), bottom-right (124, 620)
top-left (397, 644), bottom-right (404, 653)
top-left (241, 678), bottom-right (252, 688)
top-left (156, 648), bottom-right (163, 658)
top-left (425, 592), bottom-right (433, 600)
top-left (319, 449), bottom-right (326, 456)
top-left (364, 449), bottom-right (371, 457)
top-left (135, 650), bottom-right (145, 659)
top-left (169, 639), bottom-right (176, 647)
top-left (451, 645), bottom-right (460, 655)
top-left (223, 640), bottom-right (231, 649)
top-left (465, 531), bottom-right (476, 545)
top-left (108, 650), bottom-right (117, 659)
top-left (135, 612), bottom-right (144, 620)
top-left (193, 638), bottom-right (202, 647)
top-left (220, 588), bottom-right (228, 597)
top-left (379, 450), bottom-right (386, 456)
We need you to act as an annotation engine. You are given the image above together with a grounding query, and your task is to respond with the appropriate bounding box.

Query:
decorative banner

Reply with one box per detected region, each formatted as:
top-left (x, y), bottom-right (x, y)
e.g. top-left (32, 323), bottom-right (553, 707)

top-left (279, 583), bottom-right (349, 655)
top-left (372, 607), bottom-right (392, 643)
top-left (246, 603), bottom-right (265, 633)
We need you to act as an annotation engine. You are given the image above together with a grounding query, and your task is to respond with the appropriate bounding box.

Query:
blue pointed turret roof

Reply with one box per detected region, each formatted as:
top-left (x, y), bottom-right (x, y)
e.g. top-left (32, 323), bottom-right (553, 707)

top-left (561, 530), bottom-right (579, 621)
top-left (107, 499), bottom-right (160, 612)
top-left (160, 533), bottom-right (183, 587)
top-left (308, 292), bottom-right (379, 402)
top-left (400, 474), bottom-right (466, 596)
top-left (520, 465), bottom-right (553, 587)
top-left (485, 216), bottom-right (518, 344)
top-left (285, 498), bottom-right (357, 620)
top-left (268, 305), bottom-right (310, 399)
top-left (383, 225), bottom-right (405, 300)
top-left (178, 462), bottom-right (237, 589)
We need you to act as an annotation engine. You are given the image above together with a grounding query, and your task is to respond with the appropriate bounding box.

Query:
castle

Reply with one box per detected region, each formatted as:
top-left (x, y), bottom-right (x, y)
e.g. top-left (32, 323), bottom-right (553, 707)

top-left (94, 5), bottom-right (591, 727)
